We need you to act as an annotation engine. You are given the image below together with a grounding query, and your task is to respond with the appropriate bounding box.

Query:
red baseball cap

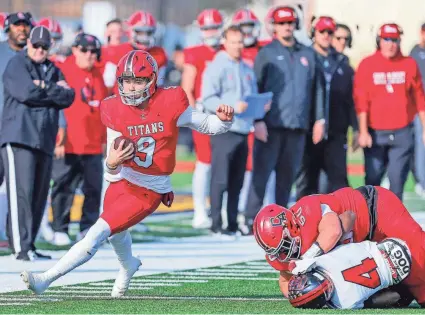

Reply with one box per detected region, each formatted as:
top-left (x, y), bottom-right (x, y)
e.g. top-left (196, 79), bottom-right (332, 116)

top-left (272, 6), bottom-right (297, 24)
top-left (314, 16), bottom-right (336, 32)
top-left (378, 23), bottom-right (403, 39)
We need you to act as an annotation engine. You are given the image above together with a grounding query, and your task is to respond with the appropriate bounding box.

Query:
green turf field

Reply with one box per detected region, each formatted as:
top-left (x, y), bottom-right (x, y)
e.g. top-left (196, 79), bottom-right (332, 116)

top-left (0, 260), bottom-right (422, 314)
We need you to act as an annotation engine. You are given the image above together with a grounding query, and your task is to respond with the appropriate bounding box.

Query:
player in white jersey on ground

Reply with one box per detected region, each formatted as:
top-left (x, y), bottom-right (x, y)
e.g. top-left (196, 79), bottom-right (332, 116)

top-left (287, 238), bottom-right (411, 309)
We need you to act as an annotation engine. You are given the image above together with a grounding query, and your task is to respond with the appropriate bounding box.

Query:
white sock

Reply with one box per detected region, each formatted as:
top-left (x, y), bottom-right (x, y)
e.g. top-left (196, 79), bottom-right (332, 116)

top-left (192, 161), bottom-right (211, 219)
top-left (263, 171), bottom-right (276, 206)
top-left (108, 230), bottom-right (133, 269)
top-left (42, 219), bottom-right (111, 283)
top-left (238, 171), bottom-right (252, 212)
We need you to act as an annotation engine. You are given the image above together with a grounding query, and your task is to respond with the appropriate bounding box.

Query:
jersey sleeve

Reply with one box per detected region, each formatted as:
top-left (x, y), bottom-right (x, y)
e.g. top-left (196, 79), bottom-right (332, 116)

top-left (100, 98), bottom-right (117, 130)
top-left (183, 47), bottom-right (197, 66)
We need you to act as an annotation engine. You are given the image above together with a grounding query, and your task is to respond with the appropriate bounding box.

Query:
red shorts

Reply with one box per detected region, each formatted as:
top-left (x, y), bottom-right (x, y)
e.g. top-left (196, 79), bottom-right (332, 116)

top-left (192, 130), bottom-right (211, 164)
top-left (101, 180), bottom-right (162, 235)
top-left (246, 132), bottom-right (254, 171)
top-left (372, 187), bottom-right (425, 304)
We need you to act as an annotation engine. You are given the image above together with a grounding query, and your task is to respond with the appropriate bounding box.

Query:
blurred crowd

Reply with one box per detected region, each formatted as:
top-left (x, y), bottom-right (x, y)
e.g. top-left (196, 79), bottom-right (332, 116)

top-left (0, 4), bottom-right (425, 260)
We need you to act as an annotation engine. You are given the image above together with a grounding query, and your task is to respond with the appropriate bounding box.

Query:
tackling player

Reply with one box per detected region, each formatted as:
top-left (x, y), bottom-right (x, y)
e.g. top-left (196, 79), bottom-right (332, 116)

top-left (253, 185), bottom-right (425, 307)
top-left (20, 50), bottom-right (234, 297)
top-left (181, 9), bottom-right (223, 228)
top-left (102, 10), bottom-right (168, 90)
top-left (288, 238), bottom-right (412, 309)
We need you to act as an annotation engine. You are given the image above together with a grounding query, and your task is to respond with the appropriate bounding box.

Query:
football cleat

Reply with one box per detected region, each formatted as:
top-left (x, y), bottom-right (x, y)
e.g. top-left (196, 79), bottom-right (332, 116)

top-left (111, 256), bottom-right (142, 298)
top-left (20, 271), bottom-right (51, 295)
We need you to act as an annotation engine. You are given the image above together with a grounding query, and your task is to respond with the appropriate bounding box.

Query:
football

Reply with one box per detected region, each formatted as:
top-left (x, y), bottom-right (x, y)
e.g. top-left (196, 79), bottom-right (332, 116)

top-left (113, 136), bottom-right (137, 158)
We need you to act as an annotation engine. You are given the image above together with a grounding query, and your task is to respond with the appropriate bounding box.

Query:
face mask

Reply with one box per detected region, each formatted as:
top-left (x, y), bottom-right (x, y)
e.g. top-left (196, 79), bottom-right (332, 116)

top-left (203, 35), bottom-right (220, 47)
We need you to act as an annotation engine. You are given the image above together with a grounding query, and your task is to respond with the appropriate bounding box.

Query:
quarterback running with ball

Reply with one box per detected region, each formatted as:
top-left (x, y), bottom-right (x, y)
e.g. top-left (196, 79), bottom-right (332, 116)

top-left (20, 50), bottom-right (234, 297)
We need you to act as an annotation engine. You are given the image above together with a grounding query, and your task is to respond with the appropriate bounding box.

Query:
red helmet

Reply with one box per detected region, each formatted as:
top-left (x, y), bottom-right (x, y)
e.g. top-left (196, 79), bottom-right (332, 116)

top-left (253, 204), bottom-right (301, 262)
top-left (127, 10), bottom-right (157, 49)
top-left (232, 9), bottom-right (260, 47)
top-left (197, 9), bottom-right (223, 47)
top-left (0, 12), bottom-right (8, 31)
top-left (37, 17), bottom-right (63, 40)
top-left (116, 50), bottom-right (158, 106)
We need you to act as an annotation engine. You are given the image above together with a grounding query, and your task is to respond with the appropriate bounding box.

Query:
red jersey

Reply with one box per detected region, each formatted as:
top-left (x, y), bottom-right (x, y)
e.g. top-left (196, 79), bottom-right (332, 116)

top-left (183, 44), bottom-right (219, 100)
top-left (266, 196), bottom-right (325, 272)
top-left (241, 40), bottom-right (270, 68)
top-left (49, 54), bottom-right (67, 67)
top-left (100, 86), bottom-right (188, 176)
top-left (354, 51), bottom-right (425, 130)
top-left (101, 43), bottom-right (168, 68)
top-left (57, 56), bottom-right (108, 155)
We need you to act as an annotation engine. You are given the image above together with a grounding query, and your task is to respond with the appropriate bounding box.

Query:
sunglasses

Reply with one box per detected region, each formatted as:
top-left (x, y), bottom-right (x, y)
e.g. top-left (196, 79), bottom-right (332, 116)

top-left (80, 47), bottom-right (98, 54)
top-left (382, 37), bottom-right (400, 43)
top-left (336, 36), bottom-right (348, 41)
top-left (319, 30), bottom-right (334, 35)
top-left (33, 43), bottom-right (49, 50)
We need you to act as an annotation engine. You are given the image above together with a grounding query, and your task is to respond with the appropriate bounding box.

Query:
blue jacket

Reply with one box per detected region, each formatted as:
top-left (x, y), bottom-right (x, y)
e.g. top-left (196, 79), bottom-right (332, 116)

top-left (1, 50), bottom-right (75, 155)
top-left (201, 51), bottom-right (258, 134)
top-left (254, 39), bottom-right (325, 131)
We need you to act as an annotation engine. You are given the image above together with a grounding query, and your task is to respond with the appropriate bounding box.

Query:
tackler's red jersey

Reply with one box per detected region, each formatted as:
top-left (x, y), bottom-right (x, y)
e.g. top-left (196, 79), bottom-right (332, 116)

top-left (100, 86), bottom-right (188, 176)
top-left (183, 44), bottom-right (219, 100)
top-left (265, 195), bottom-right (326, 272)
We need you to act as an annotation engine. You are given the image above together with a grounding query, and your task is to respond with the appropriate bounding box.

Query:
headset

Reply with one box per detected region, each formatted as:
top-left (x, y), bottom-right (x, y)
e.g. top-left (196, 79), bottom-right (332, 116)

top-left (335, 23), bottom-right (352, 48)
top-left (310, 16), bottom-right (336, 39)
top-left (270, 6), bottom-right (300, 30)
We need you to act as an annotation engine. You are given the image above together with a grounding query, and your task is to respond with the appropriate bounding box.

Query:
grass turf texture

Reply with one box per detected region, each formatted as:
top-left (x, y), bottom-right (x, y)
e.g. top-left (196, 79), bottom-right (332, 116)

top-left (0, 261), bottom-right (422, 314)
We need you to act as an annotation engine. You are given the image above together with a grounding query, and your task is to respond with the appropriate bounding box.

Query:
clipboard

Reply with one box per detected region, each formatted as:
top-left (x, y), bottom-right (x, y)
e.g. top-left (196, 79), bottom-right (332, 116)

top-left (238, 92), bottom-right (273, 119)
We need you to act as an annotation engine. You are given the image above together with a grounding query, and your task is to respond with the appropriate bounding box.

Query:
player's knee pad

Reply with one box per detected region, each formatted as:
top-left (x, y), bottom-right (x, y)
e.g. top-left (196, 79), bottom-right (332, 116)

top-left (80, 218), bottom-right (111, 255)
top-left (377, 238), bottom-right (412, 285)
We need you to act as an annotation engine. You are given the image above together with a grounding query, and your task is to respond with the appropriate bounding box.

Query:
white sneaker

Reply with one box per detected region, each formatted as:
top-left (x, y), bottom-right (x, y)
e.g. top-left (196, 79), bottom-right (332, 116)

top-left (415, 183), bottom-right (425, 198)
top-left (51, 232), bottom-right (72, 246)
top-left (40, 224), bottom-right (55, 243)
top-left (192, 215), bottom-right (211, 229)
top-left (111, 257), bottom-right (142, 298)
top-left (20, 271), bottom-right (51, 295)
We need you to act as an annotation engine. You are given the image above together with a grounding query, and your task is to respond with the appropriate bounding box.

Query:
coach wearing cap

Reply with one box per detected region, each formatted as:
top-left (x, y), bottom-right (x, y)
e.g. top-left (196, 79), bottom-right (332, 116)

top-left (354, 23), bottom-right (425, 200)
top-left (296, 16), bottom-right (357, 198)
top-left (50, 33), bottom-right (107, 245)
top-left (243, 6), bottom-right (325, 232)
top-left (0, 25), bottom-right (75, 260)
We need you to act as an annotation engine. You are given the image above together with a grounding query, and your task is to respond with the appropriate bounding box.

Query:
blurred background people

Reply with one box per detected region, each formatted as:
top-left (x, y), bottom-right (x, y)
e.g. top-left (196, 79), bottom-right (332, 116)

top-left (354, 23), bottom-right (425, 200)
top-left (243, 6), bottom-right (325, 233)
top-left (1, 26), bottom-right (75, 260)
top-left (182, 9), bottom-right (223, 229)
top-left (296, 16), bottom-right (357, 198)
top-left (332, 23), bottom-right (352, 55)
top-left (104, 18), bottom-right (125, 47)
top-left (50, 33), bottom-right (106, 245)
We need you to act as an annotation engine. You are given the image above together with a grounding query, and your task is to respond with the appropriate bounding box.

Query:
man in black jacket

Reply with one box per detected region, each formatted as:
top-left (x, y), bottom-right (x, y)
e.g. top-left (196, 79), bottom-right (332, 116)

top-left (243, 6), bottom-right (325, 233)
top-left (296, 16), bottom-right (358, 199)
top-left (1, 26), bottom-right (75, 261)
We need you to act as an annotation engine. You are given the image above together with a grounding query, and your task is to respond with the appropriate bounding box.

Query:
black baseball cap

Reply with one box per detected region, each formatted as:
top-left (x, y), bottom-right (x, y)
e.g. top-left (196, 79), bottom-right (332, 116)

top-left (4, 12), bottom-right (33, 30)
top-left (72, 33), bottom-right (101, 50)
top-left (29, 26), bottom-right (51, 48)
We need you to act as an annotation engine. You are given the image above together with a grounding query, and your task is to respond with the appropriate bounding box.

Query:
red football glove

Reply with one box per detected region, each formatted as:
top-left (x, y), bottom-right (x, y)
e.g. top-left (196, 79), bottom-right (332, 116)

top-left (161, 191), bottom-right (174, 207)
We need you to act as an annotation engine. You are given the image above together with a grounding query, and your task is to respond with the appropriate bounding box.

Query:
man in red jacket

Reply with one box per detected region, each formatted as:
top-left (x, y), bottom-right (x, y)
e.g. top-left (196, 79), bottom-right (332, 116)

top-left (51, 33), bottom-right (108, 243)
top-left (354, 23), bottom-right (425, 200)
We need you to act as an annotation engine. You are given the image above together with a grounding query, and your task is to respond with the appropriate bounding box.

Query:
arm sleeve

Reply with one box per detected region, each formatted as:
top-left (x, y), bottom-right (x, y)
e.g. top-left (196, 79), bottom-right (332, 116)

top-left (347, 67), bottom-right (359, 130)
top-left (254, 49), bottom-right (267, 93)
top-left (44, 69), bottom-right (76, 109)
top-left (3, 56), bottom-right (49, 106)
top-left (353, 60), bottom-right (370, 114)
top-left (313, 59), bottom-right (326, 121)
top-left (200, 62), bottom-right (223, 113)
top-left (176, 106), bottom-right (232, 135)
top-left (104, 127), bottom-right (124, 182)
top-left (412, 61), bottom-right (425, 112)
top-left (58, 110), bottom-right (67, 128)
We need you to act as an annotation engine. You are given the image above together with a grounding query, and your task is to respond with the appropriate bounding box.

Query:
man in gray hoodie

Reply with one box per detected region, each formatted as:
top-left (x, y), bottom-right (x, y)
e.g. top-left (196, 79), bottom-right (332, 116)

top-left (201, 25), bottom-right (259, 235)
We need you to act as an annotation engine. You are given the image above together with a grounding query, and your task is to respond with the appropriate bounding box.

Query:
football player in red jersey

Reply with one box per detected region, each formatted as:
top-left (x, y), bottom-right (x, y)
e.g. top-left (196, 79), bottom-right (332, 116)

top-left (37, 17), bottom-right (66, 65)
top-left (102, 10), bottom-right (168, 91)
top-left (253, 185), bottom-right (425, 307)
top-left (181, 9), bottom-right (223, 228)
top-left (21, 50), bottom-right (234, 297)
